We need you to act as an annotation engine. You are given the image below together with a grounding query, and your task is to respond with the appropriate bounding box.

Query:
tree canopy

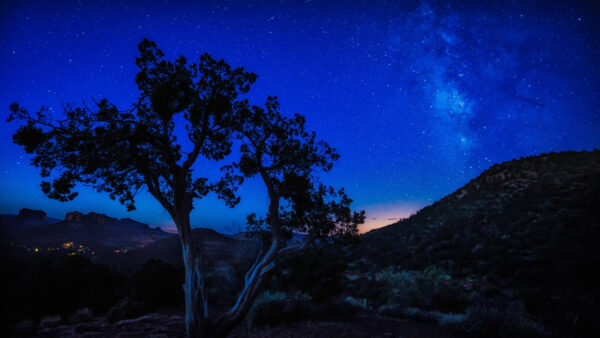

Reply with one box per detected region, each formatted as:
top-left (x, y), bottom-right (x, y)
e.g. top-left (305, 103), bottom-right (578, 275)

top-left (7, 38), bottom-right (364, 338)
top-left (8, 39), bottom-right (254, 216)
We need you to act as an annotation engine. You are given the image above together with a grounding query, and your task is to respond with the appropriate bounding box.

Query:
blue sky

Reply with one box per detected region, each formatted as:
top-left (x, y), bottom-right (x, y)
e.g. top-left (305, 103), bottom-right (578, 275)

top-left (1, 0), bottom-right (599, 232)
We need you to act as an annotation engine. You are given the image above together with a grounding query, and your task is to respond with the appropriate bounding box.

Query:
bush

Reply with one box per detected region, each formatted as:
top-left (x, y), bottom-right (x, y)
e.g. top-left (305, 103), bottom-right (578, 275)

top-left (346, 275), bottom-right (389, 310)
top-left (69, 307), bottom-right (94, 324)
top-left (246, 291), bottom-right (359, 328)
top-left (437, 312), bottom-right (467, 326)
top-left (379, 305), bottom-right (467, 326)
top-left (400, 307), bottom-right (445, 323)
top-left (377, 266), bottom-right (467, 313)
top-left (204, 263), bottom-right (245, 305)
top-left (265, 244), bottom-right (348, 302)
top-left (39, 315), bottom-right (61, 328)
top-left (343, 296), bottom-right (367, 311)
top-left (246, 291), bottom-right (312, 328)
top-left (106, 298), bottom-right (145, 323)
top-left (457, 299), bottom-right (544, 338)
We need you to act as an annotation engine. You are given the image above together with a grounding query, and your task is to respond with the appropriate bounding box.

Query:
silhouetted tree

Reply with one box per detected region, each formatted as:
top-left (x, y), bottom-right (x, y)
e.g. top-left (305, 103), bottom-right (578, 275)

top-left (7, 39), bottom-right (363, 337)
top-left (210, 96), bottom-right (365, 336)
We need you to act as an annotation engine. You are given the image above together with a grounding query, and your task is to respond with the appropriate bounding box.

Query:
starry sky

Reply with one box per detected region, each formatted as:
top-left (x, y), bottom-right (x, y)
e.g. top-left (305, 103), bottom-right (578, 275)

top-left (1, 0), bottom-right (599, 233)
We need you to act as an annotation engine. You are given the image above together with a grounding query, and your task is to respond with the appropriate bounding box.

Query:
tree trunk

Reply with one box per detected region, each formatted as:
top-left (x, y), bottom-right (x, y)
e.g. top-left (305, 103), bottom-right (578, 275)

top-left (174, 203), bottom-right (210, 337)
top-left (209, 190), bottom-right (283, 337)
top-left (182, 241), bottom-right (209, 337)
top-left (211, 241), bottom-right (279, 337)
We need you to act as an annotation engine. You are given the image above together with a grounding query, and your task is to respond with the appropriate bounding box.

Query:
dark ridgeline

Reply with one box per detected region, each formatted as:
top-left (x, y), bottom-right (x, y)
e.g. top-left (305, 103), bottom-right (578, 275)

top-left (357, 150), bottom-right (600, 335)
top-left (1, 209), bottom-right (170, 249)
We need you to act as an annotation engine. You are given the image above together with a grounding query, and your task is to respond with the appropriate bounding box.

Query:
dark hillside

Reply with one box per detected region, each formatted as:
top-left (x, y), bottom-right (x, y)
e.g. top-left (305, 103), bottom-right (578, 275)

top-left (117, 228), bottom-right (260, 270)
top-left (356, 150), bottom-right (600, 333)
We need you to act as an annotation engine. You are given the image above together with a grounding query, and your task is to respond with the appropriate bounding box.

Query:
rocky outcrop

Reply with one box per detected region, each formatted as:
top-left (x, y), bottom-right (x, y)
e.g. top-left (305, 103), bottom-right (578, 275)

top-left (18, 208), bottom-right (47, 221)
top-left (3, 209), bottom-right (172, 249)
top-left (64, 211), bottom-right (83, 222)
top-left (64, 211), bottom-right (116, 225)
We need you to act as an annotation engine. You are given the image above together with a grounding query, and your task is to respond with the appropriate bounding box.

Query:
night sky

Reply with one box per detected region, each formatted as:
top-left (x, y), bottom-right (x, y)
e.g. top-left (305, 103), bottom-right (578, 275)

top-left (1, 0), bottom-right (599, 233)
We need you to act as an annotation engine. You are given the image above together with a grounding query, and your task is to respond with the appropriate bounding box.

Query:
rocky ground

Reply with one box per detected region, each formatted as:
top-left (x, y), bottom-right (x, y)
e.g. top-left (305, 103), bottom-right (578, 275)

top-left (33, 312), bottom-right (449, 337)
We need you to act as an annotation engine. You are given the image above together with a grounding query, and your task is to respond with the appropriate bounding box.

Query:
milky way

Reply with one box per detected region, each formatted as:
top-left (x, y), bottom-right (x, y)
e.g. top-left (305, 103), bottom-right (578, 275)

top-left (1, 0), bottom-right (599, 232)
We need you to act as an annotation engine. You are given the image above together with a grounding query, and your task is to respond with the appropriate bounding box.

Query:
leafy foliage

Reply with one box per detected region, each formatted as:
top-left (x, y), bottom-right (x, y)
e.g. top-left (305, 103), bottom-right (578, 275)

top-left (265, 243), bottom-right (349, 302)
top-left (7, 38), bottom-right (364, 336)
top-left (246, 291), bottom-right (359, 329)
top-left (7, 38), bottom-right (255, 212)
top-left (234, 95), bottom-right (364, 243)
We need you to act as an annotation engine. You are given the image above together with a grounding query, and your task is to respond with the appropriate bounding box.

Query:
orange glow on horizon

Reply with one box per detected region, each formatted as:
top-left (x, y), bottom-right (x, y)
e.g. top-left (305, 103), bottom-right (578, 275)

top-left (358, 203), bottom-right (425, 234)
top-left (155, 203), bottom-right (425, 235)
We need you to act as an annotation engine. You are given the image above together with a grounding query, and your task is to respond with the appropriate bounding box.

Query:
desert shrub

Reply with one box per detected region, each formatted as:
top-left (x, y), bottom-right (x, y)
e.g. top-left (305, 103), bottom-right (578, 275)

top-left (379, 268), bottom-right (424, 309)
top-left (204, 262), bottom-right (247, 306)
top-left (132, 258), bottom-right (184, 309)
top-left (401, 307), bottom-right (448, 323)
top-left (39, 315), bottom-right (61, 328)
top-left (379, 305), bottom-right (467, 326)
top-left (343, 296), bottom-right (368, 310)
top-left (457, 298), bottom-right (544, 338)
top-left (246, 291), bottom-right (312, 328)
top-left (377, 266), bottom-right (467, 313)
top-left (346, 275), bottom-right (389, 310)
top-left (437, 312), bottom-right (467, 326)
top-left (265, 244), bottom-right (348, 302)
top-left (106, 298), bottom-right (145, 323)
top-left (69, 307), bottom-right (94, 324)
top-left (246, 291), bottom-right (359, 328)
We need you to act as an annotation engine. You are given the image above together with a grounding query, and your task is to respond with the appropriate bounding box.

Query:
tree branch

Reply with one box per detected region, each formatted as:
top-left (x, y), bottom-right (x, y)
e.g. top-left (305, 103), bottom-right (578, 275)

top-left (277, 234), bottom-right (314, 258)
top-left (144, 174), bottom-right (175, 219)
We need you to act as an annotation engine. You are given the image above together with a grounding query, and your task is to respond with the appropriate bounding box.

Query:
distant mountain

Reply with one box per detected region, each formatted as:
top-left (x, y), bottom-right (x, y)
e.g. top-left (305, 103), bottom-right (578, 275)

top-left (359, 150), bottom-right (599, 273)
top-left (0, 209), bottom-right (261, 273)
top-left (112, 228), bottom-right (260, 272)
top-left (0, 208), bottom-right (60, 226)
top-left (356, 150), bottom-right (600, 329)
top-left (0, 209), bottom-right (172, 249)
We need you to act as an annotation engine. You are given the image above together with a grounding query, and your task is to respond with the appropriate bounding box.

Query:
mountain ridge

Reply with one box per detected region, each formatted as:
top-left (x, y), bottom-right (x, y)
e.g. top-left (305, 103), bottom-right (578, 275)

top-left (355, 150), bottom-right (600, 331)
top-left (359, 150), bottom-right (599, 270)
top-left (0, 209), bottom-right (171, 249)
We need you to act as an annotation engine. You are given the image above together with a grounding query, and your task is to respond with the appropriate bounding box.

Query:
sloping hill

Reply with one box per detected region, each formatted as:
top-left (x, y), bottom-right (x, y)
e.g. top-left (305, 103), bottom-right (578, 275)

top-left (118, 228), bottom-right (260, 270)
top-left (357, 150), bottom-right (600, 332)
top-left (360, 150), bottom-right (599, 274)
